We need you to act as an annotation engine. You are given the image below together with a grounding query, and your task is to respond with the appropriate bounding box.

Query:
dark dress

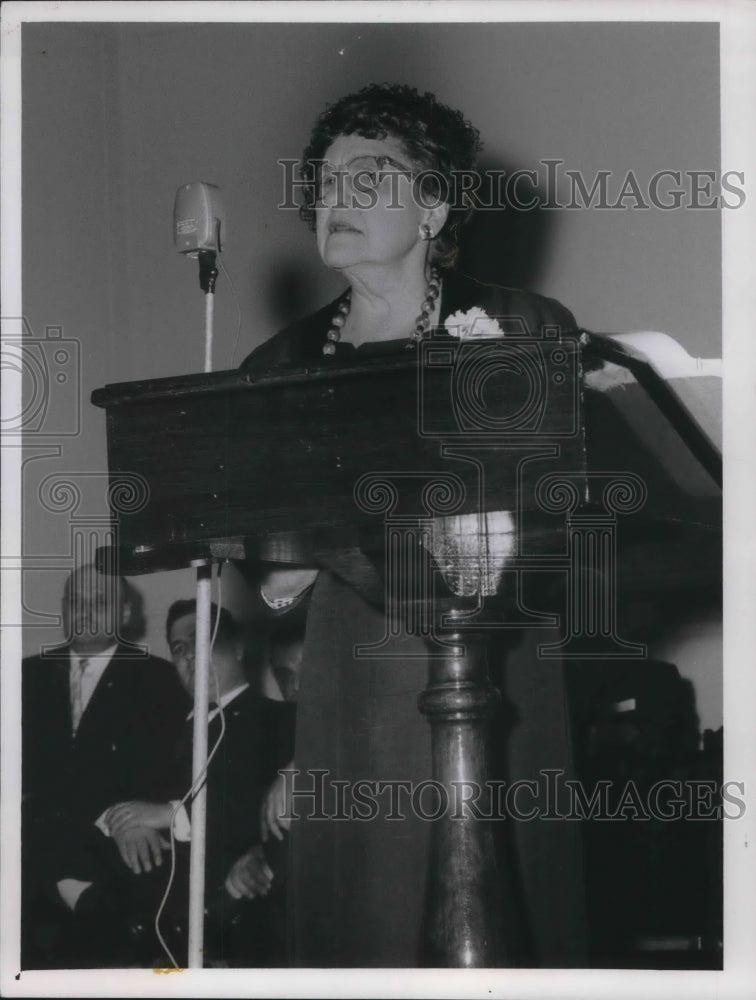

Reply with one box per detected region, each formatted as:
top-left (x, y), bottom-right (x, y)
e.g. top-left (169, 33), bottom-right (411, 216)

top-left (240, 269), bottom-right (587, 967)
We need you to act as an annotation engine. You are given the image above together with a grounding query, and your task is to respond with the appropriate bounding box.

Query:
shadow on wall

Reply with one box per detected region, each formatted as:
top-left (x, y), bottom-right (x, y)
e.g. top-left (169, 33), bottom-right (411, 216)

top-left (457, 155), bottom-right (555, 291)
top-left (261, 255), bottom-right (337, 333)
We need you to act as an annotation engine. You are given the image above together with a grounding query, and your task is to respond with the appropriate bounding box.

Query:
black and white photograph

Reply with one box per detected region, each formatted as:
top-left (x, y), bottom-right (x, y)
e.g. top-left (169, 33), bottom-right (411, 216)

top-left (1, 1), bottom-right (754, 997)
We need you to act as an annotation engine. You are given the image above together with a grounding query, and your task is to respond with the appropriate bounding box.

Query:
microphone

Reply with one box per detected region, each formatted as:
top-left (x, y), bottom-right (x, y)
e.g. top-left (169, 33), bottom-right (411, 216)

top-left (174, 182), bottom-right (225, 299)
top-left (173, 182), bottom-right (225, 256)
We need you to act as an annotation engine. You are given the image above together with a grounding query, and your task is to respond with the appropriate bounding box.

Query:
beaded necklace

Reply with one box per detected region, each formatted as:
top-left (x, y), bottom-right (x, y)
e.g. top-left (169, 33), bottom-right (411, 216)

top-left (322, 268), bottom-right (442, 356)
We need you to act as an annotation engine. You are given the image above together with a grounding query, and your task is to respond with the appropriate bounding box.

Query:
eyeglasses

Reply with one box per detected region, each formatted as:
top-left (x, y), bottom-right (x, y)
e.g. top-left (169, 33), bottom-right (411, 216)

top-left (169, 635), bottom-right (196, 660)
top-left (315, 154), bottom-right (414, 202)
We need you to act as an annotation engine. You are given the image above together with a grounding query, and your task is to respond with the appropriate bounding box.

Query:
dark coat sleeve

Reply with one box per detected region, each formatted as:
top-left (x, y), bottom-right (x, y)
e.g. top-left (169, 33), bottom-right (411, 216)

top-left (22, 652), bottom-right (72, 804)
top-left (201, 692), bottom-right (296, 891)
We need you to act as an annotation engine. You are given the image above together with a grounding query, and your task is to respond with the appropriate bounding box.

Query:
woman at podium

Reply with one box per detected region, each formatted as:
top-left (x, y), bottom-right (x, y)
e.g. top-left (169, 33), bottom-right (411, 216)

top-left (240, 83), bottom-right (584, 967)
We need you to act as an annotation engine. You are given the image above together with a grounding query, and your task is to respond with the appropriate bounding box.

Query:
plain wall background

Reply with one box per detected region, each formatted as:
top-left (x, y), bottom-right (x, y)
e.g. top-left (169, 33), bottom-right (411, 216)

top-left (19, 20), bottom-right (722, 727)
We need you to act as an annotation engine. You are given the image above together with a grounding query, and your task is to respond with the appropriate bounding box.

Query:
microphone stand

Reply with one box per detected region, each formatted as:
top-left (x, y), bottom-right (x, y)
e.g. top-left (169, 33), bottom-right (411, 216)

top-left (198, 249), bottom-right (218, 372)
top-left (187, 247), bottom-right (219, 969)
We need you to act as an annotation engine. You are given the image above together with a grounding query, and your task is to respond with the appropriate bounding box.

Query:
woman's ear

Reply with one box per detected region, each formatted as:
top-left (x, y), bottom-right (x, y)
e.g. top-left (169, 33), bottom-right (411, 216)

top-left (425, 200), bottom-right (450, 240)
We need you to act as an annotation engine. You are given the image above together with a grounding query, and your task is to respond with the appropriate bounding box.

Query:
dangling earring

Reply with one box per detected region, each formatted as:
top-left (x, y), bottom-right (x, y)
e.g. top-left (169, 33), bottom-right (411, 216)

top-left (419, 223), bottom-right (433, 241)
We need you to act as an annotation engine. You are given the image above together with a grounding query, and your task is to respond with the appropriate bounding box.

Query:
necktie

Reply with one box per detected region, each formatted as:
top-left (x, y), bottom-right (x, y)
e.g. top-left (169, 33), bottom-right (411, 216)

top-left (70, 657), bottom-right (89, 734)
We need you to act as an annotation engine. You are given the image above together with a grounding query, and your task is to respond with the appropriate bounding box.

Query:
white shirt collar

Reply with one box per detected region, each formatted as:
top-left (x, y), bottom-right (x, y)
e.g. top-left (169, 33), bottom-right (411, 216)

top-left (69, 644), bottom-right (119, 669)
top-left (186, 682), bottom-right (249, 721)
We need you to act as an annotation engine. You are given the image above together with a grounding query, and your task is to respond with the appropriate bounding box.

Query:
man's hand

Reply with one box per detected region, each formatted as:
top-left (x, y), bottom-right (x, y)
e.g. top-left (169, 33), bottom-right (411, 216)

top-left (224, 844), bottom-right (274, 900)
top-left (260, 765), bottom-right (293, 843)
top-left (113, 825), bottom-right (166, 875)
top-left (105, 800), bottom-right (173, 838)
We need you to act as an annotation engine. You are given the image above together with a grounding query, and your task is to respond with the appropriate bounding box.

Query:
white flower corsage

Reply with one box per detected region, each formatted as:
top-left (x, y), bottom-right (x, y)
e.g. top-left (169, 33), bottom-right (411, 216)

top-left (444, 307), bottom-right (505, 339)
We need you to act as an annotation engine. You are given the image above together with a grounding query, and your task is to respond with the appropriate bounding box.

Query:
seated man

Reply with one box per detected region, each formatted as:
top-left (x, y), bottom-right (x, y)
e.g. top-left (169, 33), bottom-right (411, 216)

top-left (64, 600), bottom-right (295, 967)
top-left (21, 563), bottom-right (187, 969)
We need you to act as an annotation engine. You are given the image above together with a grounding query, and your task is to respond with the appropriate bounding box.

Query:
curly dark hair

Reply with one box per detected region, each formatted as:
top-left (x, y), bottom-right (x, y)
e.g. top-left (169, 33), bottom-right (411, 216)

top-left (299, 83), bottom-right (482, 269)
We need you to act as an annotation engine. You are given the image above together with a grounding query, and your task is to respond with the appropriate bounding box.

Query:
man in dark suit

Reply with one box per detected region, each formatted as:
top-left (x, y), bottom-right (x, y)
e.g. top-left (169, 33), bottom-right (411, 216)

top-left (21, 563), bottom-right (188, 967)
top-left (118, 601), bottom-right (294, 964)
top-left (63, 600), bottom-right (295, 967)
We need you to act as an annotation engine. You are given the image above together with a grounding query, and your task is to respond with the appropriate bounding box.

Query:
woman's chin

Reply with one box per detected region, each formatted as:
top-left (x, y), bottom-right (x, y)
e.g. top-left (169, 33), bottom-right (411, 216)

top-left (320, 247), bottom-right (365, 269)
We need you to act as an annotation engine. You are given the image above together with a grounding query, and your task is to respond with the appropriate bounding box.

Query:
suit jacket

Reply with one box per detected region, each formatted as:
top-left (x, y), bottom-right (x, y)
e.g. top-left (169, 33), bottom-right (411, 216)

top-left (77, 686), bottom-right (295, 953)
top-left (22, 643), bottom-right (189, 884)
top-left (151, 686), bottom-right (296, 896)
top-left (92, 689), bottom-right (296, 967)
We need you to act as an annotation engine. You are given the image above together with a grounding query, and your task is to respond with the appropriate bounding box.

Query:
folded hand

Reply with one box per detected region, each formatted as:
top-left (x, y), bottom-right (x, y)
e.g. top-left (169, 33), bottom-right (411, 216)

top-left (224, 844), bottom-right (274, 900)
top-left (113, 824), bottom-right (166, 875)
top-left (105, 799), bottom-right (173, 838)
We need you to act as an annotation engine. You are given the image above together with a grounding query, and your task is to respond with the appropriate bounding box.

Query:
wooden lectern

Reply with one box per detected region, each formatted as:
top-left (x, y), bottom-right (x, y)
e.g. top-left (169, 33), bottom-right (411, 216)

top-left (92, 330), bottom-right (721, 967)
